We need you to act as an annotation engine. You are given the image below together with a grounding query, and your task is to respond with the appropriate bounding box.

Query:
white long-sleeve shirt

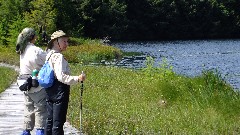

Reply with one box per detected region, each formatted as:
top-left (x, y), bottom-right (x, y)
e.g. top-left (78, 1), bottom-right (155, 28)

top-left (46, 50), bottom-right (79, 85)
top-left (19, 43), bottom-right (47, 93)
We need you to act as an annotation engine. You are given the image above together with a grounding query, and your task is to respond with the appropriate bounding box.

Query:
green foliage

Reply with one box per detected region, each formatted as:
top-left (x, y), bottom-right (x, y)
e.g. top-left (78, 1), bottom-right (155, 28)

top-left (63, 40), bottom-right (122, 64)
top-left (53, 0), bottom-right (84, 37)
top-left (68, 65), bottom-right (240, 134)
top-left (202, 69), bottom-right (227, 91)
top-left (122, 51), bottom-right (143, 56)
top-left (68, 37), bottom-right (86, 46)
top-left (0, 19), bottom-right (8, 46)
top-left (0, 46), bottom-right (19, 65)
top-left (0, 67), bottom-right (18, 93)
top-left (0, 0), bottom-right (27, 46)
top-left (0, 0), bottom-right (22, 20)
top-left (142, 56), bottom-right (174, 79)
top-left (1, 0), bottom-right (240, 43)
top-left (78, 0), bottom-right (127, 39)
top-left (125, 0), bottom-right (156, 40)
top-left (6, 15), bottom-right (29, 47)
top-left (24, 0), bottom-right (56, 34)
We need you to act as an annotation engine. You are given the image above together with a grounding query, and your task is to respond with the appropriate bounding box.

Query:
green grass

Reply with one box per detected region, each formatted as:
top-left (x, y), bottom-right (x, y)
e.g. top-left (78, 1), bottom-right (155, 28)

top-left (0, 46), bottom-right (19, 66)
top-left (67, 61), bottom-right (240, 134)
top-left (0, 67), bottom-right (18, 93)
top-left (63, 40), bottom-right (122, 64)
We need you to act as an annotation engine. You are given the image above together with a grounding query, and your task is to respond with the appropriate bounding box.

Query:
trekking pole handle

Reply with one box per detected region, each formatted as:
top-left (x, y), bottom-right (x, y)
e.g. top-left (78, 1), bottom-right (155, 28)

top-left (80, 71), bottom-right (84, 89)
top-left (81, 71), bottom-right (85, 83)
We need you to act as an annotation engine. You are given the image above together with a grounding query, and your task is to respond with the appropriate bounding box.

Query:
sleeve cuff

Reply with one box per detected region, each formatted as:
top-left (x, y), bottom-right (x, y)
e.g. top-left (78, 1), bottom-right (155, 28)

top-left (74, 76), bottom-right (79, 83)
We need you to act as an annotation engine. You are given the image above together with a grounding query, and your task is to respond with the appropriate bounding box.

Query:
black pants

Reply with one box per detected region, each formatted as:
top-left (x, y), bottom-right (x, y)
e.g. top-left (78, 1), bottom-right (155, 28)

top-left (44, 80), bottom-right (70, 135)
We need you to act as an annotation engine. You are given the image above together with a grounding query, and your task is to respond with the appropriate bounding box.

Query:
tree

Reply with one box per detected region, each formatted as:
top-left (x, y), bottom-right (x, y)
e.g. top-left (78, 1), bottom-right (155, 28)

top-left (78, 0), bottom-right (127, 40)
top-left (53, 0), bottom-right (84, 37)
top-left (0, 0), bottom-right (27, 46)
top-left (24, 0), bottom-right (57, 41)
top-left (148, 0), bottom-right (177, 39)
top-left (124, 0), bottom-right (154, 40)
top-left (6, 15), bottom-right (29, 47)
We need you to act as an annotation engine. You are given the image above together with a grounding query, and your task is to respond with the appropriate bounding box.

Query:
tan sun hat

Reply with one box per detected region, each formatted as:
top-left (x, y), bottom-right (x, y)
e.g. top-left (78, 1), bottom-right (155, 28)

top-left (47, 30), bottom-right (68, 48)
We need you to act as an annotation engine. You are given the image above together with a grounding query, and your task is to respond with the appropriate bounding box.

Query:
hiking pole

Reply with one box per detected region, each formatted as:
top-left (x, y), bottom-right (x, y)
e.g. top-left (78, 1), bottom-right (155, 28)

top-left (80, 71), bottom-right (84, 135)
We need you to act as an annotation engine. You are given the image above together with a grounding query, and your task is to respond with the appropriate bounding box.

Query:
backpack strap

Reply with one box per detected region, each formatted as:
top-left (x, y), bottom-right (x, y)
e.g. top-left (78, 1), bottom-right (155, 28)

top-left (47, 52), bottom-right (58, 61)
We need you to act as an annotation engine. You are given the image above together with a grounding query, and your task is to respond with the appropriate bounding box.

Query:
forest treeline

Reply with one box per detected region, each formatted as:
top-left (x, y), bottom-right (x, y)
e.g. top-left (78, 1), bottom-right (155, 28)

top-left (1, 0), bottom-right (240, 46)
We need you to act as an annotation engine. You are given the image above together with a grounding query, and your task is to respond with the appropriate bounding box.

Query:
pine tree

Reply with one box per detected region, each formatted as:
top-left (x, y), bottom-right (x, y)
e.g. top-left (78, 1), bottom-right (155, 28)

top-left (24, 0), bottom-right (57, 43)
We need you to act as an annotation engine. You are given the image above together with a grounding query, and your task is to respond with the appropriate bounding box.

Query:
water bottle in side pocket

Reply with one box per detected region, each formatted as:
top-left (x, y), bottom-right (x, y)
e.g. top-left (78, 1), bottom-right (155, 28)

top-left (32, 69), bottom-right (39, 87)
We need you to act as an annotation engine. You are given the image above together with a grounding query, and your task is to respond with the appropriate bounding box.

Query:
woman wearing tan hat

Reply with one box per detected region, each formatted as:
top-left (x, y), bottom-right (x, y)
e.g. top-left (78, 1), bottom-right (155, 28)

top-left (44, 30), bottom-right (86, 134)
top-left (16, 28), bottom-right (47, 135)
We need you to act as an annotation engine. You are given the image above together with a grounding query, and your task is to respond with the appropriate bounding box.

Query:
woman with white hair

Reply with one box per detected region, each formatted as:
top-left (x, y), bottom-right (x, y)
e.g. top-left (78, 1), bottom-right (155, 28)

top-left (16, 27), bottom-right (47, 135)
top-left (44, 30), bottom-right (86, 135)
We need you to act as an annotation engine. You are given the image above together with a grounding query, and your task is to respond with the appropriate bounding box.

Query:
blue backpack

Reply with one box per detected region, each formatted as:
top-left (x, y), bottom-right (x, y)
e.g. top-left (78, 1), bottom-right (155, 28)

top-left (38, 53), bottom-right (56, 88)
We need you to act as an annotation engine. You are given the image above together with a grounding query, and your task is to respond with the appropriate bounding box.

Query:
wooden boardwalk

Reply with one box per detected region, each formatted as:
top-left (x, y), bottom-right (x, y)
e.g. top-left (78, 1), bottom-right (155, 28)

top-left (0, 83), bottom-right (81, 135)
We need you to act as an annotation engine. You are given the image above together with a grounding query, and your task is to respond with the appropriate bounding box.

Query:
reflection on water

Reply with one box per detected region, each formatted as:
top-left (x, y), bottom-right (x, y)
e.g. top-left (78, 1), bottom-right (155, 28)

top-left (93, 56), bottom-right (146, 69)
top-left (112, 40), bottom-right (240, 90)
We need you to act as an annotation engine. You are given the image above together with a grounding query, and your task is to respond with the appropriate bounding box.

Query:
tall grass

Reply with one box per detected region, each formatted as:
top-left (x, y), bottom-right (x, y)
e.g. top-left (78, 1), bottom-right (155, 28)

top-left (68, 58), bottom-right (240, 134)
top-left (0, 46), bottom-right (19, 66)
top-left (0, 67), bottom-right (18, 93)
top-left (64, 40), bottom-right (122, 64)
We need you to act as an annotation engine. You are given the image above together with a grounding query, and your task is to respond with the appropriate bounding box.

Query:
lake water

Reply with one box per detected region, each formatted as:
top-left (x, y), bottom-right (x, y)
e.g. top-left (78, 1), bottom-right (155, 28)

top-left (112, 40), bottom-right (240, 90)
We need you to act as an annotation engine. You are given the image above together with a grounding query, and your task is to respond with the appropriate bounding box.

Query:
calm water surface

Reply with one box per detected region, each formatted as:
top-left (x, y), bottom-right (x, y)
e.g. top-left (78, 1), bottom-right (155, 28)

top-left (112, 40), bottom-right (240, 90)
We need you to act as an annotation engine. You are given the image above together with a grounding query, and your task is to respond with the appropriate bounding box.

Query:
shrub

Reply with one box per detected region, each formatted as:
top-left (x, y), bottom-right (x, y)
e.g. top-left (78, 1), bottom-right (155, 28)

top-left (64, 41), bottom-right (122, 64)
top-left (68, 37), bottom-right (86, 46)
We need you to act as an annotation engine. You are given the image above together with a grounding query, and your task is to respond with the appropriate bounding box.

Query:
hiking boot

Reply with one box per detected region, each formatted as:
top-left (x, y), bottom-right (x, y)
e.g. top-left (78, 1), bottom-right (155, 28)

top-left (36, 129), bottom-right (44, 135)
top-left (21, 130), bottom-right (31, 135)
